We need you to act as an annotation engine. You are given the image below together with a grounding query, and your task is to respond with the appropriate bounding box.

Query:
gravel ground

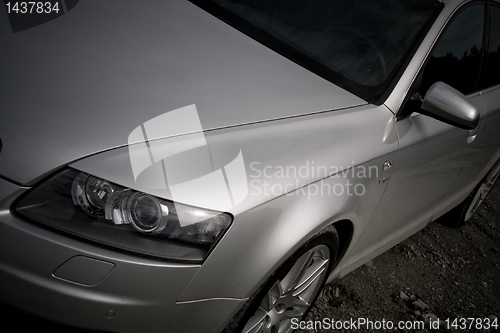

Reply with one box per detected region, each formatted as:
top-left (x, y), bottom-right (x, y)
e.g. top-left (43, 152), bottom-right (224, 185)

top-left (1, 184), bottom-right (499, 332)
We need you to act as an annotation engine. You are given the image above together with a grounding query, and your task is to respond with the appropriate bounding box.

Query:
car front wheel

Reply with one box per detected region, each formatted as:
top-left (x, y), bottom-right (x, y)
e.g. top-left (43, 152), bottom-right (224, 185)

top-left (235, 230), bottom-right (339, 333)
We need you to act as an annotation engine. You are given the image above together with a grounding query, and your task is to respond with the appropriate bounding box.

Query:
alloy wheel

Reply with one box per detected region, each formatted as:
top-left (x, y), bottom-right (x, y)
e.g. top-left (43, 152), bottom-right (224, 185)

top-left (241, 244), bottom-right (330, 333)
top-left (464, 164), bottom-right (500, 222)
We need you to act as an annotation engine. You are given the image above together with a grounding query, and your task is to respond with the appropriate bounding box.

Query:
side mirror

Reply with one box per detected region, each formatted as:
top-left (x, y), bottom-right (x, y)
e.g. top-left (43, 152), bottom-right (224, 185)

top-left (420, 82), bottom-right (479, 130)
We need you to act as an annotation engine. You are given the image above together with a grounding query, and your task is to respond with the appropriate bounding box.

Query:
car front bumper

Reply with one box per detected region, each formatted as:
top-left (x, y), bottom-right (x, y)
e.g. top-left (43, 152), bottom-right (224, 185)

top-left (0, 178), bottom-right (242, 333)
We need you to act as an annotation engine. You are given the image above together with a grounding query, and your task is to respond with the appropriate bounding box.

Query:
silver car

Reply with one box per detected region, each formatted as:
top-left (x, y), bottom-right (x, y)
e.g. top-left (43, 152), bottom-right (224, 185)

top-left (1, 0), bottom-right (499, 332)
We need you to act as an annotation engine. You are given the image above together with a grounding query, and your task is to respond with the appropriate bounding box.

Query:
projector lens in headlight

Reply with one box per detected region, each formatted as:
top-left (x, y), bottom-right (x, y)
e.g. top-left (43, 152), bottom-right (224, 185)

top-left (15, 168), bottom-right (232, 262)
top-left (126, 192), bottom-right (169, 234)
top-left (71, 173), bottom-right (115, 216)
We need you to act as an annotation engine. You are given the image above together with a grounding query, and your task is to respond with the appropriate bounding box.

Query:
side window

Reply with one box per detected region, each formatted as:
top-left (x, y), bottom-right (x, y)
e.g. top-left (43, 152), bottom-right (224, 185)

top-left (483, 5), bottom-right (500, 89)
top-left (421, 4), bottom-right (485, 96)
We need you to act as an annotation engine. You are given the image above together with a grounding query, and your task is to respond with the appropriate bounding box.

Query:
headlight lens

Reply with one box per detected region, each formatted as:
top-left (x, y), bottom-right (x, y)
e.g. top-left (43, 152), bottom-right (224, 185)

top-left (15, 168), bottom-right (233, 263)
top-left (72, 173), bottom-right (115, 216)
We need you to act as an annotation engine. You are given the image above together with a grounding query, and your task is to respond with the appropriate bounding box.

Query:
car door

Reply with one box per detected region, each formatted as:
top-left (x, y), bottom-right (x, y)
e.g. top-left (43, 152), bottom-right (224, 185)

top-left (443, 2), bottom-right (500, 213)
top-left (478, 2), bottom-right (500, 160)
top-left (343, 2), bottom-right (486, 270)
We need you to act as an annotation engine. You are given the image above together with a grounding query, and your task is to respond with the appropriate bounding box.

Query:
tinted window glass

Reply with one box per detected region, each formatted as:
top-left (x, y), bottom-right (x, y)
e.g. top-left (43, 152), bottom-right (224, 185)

top-left (422, 5), bottom-right (484, 95)
top-left (483, 5), bottom-right (500, 89)
top-left (190, 0), bottom-right (441, 103)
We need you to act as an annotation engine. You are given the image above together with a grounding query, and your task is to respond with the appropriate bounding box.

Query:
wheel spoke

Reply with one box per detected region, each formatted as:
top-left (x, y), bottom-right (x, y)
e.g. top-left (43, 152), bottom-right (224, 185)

top-left (293, 295), bottom-right (310, 307)
top-left (293, 266), bottom-right (326, 298)
top-left (280, 251), bottom-right (314, 293)
top-left (240, 244), bottom-right (332, 333)
top-left (488, 167), bottom-right (500, 183)
top-left (260, 281), bottom-right (282, 311)
top-left (466, 164), bottom-right (500, 222)
top-left (293, 253), bottom-right (328, 296)
top-left (466, 184), bottom-right (489, 221)
top-left (284, 306), bottom-right (305, 319)
top-left (242, 308), bottom-right (267, 333)
top-left (277, 318), bottom-right (294, 333)
top-left (465, 195), bottom-right (480, 221)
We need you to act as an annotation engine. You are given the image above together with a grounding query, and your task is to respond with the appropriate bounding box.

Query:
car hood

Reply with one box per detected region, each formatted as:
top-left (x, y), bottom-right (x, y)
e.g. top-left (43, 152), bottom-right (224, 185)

top-left (0, 0), bottom-right (365, 185)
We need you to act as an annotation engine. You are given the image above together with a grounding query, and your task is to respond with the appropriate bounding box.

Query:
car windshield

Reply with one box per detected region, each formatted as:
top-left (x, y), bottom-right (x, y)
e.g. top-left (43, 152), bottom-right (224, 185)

top-left (189, 0), bottom-right (442, 104)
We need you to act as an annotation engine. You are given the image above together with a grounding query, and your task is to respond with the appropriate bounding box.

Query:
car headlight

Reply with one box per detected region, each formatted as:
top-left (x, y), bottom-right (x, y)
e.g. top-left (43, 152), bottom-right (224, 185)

top-left (15, 168), bottom-right (233, 263)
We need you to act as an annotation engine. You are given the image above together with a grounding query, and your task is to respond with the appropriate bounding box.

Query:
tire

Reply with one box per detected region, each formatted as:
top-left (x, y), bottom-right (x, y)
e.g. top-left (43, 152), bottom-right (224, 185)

top-left (231, 229), bottom-right (339, 333)
top-left (443, 159), bottom-right (500, 227)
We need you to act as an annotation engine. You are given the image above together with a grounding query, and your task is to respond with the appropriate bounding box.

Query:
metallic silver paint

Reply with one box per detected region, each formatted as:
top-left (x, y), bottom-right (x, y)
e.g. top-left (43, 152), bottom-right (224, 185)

top-left (71, 104), bottom-right (397, 214)
top-left (0, 180), bottom-right (229, 333)
top-left (1, 0), bottom-right (500, 332)
top-left (0, 0), bottom-right (364, 186)
top-left (52, 256), bottom-right (115, 287)
top-left (421, 82), bottom-right (480, 129)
